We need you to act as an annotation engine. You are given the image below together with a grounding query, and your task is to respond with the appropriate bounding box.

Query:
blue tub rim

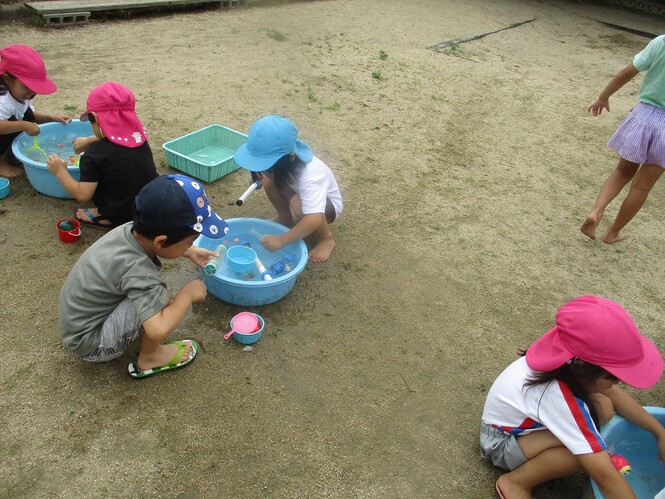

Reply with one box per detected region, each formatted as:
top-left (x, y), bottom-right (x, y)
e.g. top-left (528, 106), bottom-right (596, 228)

top-left (195, 217), bottom-right (308, 288)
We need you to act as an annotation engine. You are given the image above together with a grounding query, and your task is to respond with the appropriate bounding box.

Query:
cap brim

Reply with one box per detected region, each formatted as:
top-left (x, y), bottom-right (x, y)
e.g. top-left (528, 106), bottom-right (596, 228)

top-left (199, 214), bottom-right (229, 239)
top-left (21, 77), bottom-right (57, 95)
top-left (234, 143), bottom-right (283, 172)
top-left (525, 326), bottom-right (573, 372)
top-left (605, 335), bottom-right (663, 389)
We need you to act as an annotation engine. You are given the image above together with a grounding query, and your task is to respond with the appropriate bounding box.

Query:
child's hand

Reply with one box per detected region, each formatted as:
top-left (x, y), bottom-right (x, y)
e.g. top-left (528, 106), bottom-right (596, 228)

top-left (261, 234), bottom-right (285, 252)
top-left (72, 136), bottom-right (97, 154)
top-left (588, 99), bottom-right (610, 117)
top-left (53, 115), bottom-right (72, 124)
top-left (24, 122), bottom-right (40, 136)
top-left (46, 154), bottom-right (67, 175)
top-left (181, 280), bottom-right (207, 303)
top-left (184, 246), bottom-right (217, 267)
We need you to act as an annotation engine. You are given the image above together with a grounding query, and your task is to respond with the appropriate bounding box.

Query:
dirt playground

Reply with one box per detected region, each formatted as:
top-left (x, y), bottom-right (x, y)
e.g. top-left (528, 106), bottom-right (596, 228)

top-left (1, 0), bottom-right (665, 497)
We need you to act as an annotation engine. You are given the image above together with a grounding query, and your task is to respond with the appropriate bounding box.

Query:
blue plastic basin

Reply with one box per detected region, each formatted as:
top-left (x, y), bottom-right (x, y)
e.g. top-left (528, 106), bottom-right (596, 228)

top-left (12, 120), bottom-right (92, 199)
top-left (195, 218), bottom-right (308, 306)
top-left (591, 406), bottom-right (665, 498)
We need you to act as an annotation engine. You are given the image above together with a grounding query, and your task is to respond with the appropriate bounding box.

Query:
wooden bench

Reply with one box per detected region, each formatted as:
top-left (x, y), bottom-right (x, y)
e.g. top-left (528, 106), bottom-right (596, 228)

top-left (25, 0), bottom-right (244, 26)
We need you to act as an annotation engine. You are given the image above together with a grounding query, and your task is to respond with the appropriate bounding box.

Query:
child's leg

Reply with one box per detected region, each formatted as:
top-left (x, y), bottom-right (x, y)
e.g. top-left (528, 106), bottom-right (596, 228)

top-left (497, 430), bottom-right (582, 498)
top-left (260, 173), bottom-right (294, 226)
top-left (603, 162), bottom-right (664, 243)
top-left (581, 157), bottom-right (639, 240)
top-left (288, 194), bottom-right (337, 262)
top-left (135, 332), bottom-right (194, 371)
top-left (82, 299), bottom-right (143, 362)
top-left (0, 137), bottom-right (24, 178)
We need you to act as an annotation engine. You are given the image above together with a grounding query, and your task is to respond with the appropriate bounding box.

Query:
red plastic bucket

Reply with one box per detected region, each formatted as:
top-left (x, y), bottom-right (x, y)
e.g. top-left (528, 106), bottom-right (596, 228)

top-left (55, 218), bottom-right (81, 243)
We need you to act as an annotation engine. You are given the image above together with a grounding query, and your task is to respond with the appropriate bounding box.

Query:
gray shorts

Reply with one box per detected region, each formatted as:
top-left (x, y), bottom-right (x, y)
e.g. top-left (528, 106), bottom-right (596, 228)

top-left (82, 299), bottom-right (142, 362)
top-left (479, 422), bottom-right (527, 471)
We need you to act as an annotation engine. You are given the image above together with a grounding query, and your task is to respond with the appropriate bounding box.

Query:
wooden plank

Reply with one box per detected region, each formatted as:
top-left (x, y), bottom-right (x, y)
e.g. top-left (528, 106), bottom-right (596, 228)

top-left (25, 0), bottom-right (224, 14)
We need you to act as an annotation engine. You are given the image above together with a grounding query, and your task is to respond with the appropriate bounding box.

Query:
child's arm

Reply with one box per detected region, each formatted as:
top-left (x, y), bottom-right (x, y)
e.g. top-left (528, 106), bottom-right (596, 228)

top-left (0, 119), bottom-right (39, 136)
top-left (72, 136), bottom-right (99, 154)
top-left (141, 280), bottom-right (206, 341)
top-left (46, 154), bottom-right (97, 203)
top-left (261, 213), bottom-right (323, 251)
top-left (578, 451), bottom-right (636, 499)
top-left (603, 385), bottom-right (665, 463)
top-left (33, 111), bottom-right (71, 125)
top-left (588, 63), bottom-right (640, 116)
top-left (183, 246), bottom-right (217, 267)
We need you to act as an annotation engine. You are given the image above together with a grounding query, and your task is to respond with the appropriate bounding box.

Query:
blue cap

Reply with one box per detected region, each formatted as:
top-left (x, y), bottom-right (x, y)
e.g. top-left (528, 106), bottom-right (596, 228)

top-left (135, 174), bottom-right (229, 239)
top-left (234, 115), bottom-right (313, 172)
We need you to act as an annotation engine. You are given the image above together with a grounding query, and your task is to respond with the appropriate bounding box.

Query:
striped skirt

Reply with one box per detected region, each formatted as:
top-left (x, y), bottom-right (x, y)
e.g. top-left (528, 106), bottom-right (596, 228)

top-left (608, 102), bottom-right (665, 168)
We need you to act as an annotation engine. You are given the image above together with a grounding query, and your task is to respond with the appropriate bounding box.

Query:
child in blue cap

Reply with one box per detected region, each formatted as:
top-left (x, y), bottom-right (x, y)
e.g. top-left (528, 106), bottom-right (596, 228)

top-left (59, 174), bottom-right (229, 378)
top-left (234, 115), bottom-right (343, 262)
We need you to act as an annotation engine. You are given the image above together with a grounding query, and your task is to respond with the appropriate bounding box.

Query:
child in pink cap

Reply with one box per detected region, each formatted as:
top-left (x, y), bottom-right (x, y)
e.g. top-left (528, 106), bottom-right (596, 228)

top-left (47, 82), bottom-right (157, 229)
top-left (480, 296), bottom-right (664, 499)
top-left (0, 44), bottom-right (70, 178)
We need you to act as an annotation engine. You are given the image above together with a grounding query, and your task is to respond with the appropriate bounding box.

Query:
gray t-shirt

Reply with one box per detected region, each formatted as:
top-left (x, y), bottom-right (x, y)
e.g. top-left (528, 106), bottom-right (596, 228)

top-left (60, 223), bottom-right (168, 356)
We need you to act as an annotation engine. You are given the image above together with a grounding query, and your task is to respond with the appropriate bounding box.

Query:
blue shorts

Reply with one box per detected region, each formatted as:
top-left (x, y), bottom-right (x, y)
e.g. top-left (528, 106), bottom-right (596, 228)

top-left (479, 422), bottom-right (527, 471)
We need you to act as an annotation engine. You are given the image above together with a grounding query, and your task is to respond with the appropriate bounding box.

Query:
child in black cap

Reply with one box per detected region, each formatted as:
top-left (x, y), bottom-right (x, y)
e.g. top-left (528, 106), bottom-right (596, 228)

top-left (59, 174), bottom-right (229, 378)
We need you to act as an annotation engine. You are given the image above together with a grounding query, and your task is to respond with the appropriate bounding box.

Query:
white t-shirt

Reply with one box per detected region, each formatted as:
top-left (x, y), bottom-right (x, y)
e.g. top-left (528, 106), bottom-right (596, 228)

top-left (0, 91), bottom-right (33, 120)
top-left (297, 156), bottom-right (343, 217)
top-left (482, 356), bottom-right (606, 455)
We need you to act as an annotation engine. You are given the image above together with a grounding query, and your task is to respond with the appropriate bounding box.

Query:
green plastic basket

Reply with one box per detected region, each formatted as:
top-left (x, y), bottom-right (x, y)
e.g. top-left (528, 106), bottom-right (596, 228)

top-left (162, 125), bottom-right (248, 182)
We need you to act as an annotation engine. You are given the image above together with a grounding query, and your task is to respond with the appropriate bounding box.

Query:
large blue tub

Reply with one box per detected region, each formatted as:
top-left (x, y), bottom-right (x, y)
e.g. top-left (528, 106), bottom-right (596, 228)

top-left (591, 406), bottom-right (665, 498)
top-left (195, 218), bottom-right (308, 306)
top-left (12, 120), bottom-right (92, 199)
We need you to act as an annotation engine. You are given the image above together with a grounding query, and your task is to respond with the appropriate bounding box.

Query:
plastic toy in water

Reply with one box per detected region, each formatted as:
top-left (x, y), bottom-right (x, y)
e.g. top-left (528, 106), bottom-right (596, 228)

top-left (254, 254), bottom-right (273, 281)
top-left (204, 244), bottom-right (227, 276)
top-left (610, 454), bottom-right (631, 476)
top-left (269, 257), bottom-right (294, 276)
top-left (58, 220), bottom-right (75, 231)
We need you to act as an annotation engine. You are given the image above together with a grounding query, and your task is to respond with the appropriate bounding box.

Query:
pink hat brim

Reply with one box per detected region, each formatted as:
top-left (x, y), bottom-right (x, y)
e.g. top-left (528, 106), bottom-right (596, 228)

top-left (526, 326), bottom-right (663, 389)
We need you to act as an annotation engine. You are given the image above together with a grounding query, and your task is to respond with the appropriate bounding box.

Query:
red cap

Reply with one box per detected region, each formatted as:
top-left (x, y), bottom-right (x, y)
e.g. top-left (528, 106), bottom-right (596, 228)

top-left (526, 296), bottom-right (663, 389)
top-left (80, 82), bottom-right (147, 148)
top-left (0, 45), bottom-right (56, 95)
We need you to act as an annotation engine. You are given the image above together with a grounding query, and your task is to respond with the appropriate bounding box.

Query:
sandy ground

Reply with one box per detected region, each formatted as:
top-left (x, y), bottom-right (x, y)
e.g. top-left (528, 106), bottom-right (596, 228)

top-left (1, 0), bottom-right (665, 497)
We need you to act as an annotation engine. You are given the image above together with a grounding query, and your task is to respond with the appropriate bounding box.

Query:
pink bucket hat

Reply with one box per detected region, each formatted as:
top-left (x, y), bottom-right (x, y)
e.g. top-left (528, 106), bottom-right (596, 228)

top-left (80, 82), bottom-right (147, 148)
top-left (526, 295), bottom-right (663, 389)
top-left (0, 44), bottom-right (56, 95)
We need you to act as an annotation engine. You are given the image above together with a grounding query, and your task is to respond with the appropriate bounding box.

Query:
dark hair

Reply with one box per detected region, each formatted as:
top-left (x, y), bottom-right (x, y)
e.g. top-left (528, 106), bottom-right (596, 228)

top-left (132, 217), bottom-right (198, 247)
top-left (266, 153), bottom-right (306, 191)
top-left (519, 350), bottom-right (617, 426)
top-left (0, 72), bottom-right (13, 96)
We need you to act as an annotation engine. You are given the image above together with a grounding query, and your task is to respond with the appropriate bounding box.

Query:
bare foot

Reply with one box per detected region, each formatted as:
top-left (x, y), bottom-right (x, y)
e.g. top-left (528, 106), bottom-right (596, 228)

top-left (136, 340), bottom-right (194, 371)
top-left (580, 215), bottom-right (599, 240)
top-left (496, 474), bottom-right (534, 499)
top-left (309, 238), bottom-right (335, 262)
top-left (0, 161), bottom-right (24, 178)
top-left (75, 207), bottom-right (113, 226)
top-left (602, 230), bottom-right (625, 244)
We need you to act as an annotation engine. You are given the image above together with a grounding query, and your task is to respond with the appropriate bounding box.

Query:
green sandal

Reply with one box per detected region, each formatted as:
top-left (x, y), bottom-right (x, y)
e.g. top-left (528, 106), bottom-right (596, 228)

top-left (128, 339), bottom-right (198, 379)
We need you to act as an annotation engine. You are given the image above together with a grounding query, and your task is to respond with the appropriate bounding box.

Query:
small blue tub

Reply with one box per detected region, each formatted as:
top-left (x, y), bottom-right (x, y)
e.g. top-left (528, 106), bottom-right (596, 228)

top-left (12, 120), bottom-right (92, 199)
top-left (591, 406), bottom-right (665, 498)
top-left (195, 218), bottom-right (308, 306)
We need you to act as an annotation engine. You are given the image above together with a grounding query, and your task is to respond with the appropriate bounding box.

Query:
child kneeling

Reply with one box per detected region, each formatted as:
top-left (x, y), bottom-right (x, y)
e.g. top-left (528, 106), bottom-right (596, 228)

top-left (481, 296), bottom-right (665, 499)
top-left (234, 115), bottom-right (343, 263)
top-left (59, 174), bottom-right (229, 378)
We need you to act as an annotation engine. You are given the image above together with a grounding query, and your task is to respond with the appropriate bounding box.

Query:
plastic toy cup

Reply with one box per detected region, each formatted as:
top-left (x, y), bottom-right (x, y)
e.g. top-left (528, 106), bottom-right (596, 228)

top-left (0, 178), bottom-right (9, 199)
top-left (226, 245), bottom-right (257, 273)
top-left (55, 218), bottom-right (81, 243)
top-left (224, 312), bottom-right (265, 344)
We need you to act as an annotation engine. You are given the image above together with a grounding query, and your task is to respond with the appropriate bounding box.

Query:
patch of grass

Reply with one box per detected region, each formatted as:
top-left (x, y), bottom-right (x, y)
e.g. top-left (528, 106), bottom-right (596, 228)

top-left (64, 104), bottom-right (77, 112)
top-left (324, 101), bottom-right (341, 111)
top-left (371, 71), bottom-right (385, 81)
top-left (307, 86), bottom-right (319, 103)
top-left (379, 49), bottom-right (388, 60)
